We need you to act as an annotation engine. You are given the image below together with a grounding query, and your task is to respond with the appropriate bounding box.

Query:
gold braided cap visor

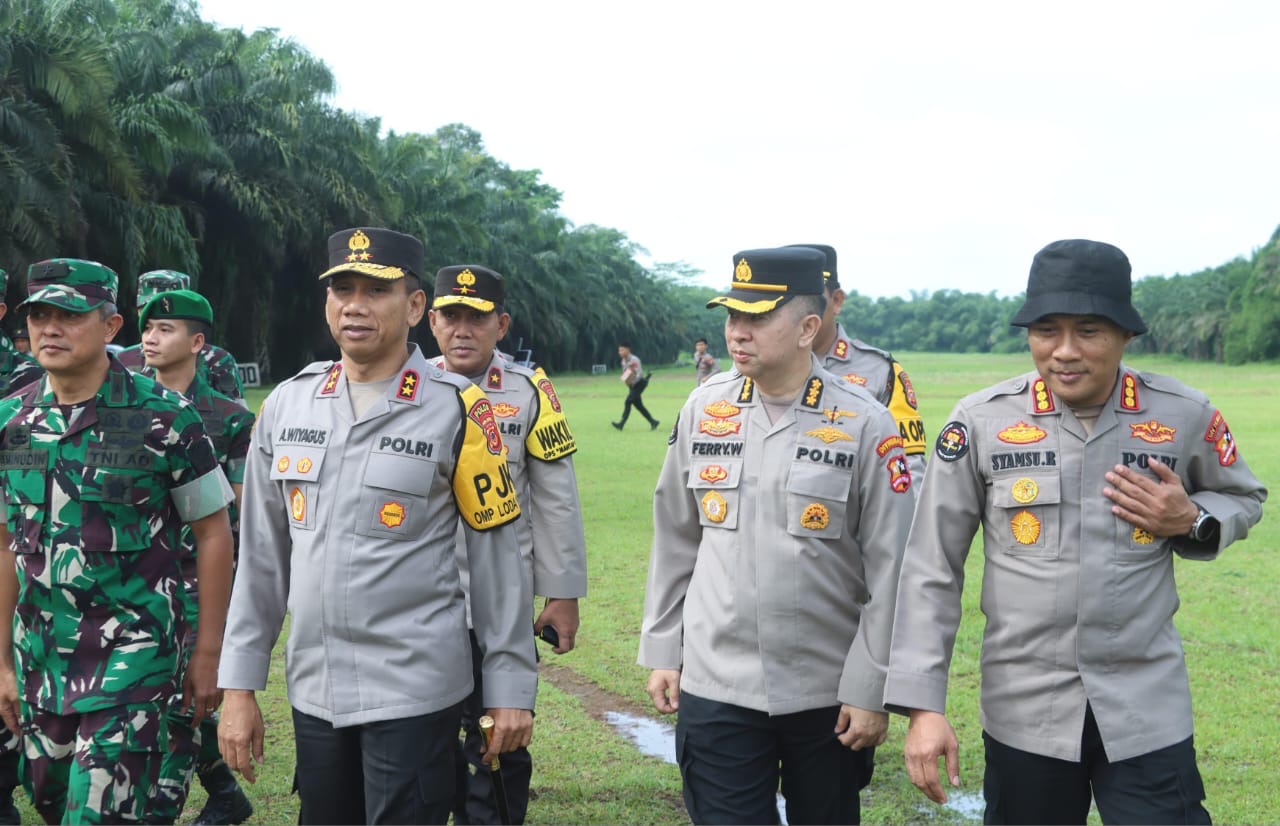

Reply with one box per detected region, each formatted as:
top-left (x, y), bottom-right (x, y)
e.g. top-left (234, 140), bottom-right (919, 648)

top-left (318, 262), bottom-right (408, 281)
top-left (432, 295), bottom-right (497, 313)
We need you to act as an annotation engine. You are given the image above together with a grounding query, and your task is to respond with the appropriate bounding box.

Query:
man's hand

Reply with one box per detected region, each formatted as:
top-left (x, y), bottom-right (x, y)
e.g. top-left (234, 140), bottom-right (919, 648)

top-left (534, 598), bottom-right (579, 654)
top-left (834, 705), bottom-right (888, 750)
top-left (481, 707), bottom-right (533, 765)
top-left (903, 710), bottom-right (960, 804)
top-left (0, 665), bottom-right (19, 738)
top-left (1103, 459), bottom-right (1199, 537)
top-left (218, 689), bottom-right (265, 783)
top-left (646, 668), bottom-right (681, 714)
top-left (182, 648), bottom-right (222, 726)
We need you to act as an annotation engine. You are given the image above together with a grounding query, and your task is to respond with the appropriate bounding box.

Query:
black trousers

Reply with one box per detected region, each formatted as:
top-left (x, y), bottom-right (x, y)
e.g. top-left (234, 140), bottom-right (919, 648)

top-left (618, 384), bottom-right (656, 426)
top-left (983, 705), bottom-right (1211, 825)
top-left (293, 704), bottom-right (462, 825)
top-left (453, 631), bottom-right (534, 824)
top-left (675, 691), bottom-right (874, 825)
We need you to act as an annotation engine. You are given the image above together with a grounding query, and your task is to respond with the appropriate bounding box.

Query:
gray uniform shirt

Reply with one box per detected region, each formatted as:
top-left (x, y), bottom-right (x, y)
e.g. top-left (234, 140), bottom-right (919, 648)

top-left (820, 322), bottom-right (926, 481)
top-left (639, 357), bottom-right (916, 714)
top-left (884, 365), bottom-right (1267, 761)
top-left (433, 354), bottom-right (587, 612)
top-left (218, 345), bottom-right (537, 726)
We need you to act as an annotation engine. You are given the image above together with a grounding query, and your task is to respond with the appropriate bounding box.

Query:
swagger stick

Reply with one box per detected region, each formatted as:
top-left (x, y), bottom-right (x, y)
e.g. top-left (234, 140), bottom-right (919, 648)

top-left (478, 715), bottom-right (513, 825)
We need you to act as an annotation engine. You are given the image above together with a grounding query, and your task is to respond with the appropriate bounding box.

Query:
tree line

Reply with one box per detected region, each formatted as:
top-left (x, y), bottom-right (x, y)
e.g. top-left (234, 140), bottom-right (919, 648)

top-left (3, 0), bottom-right (1276, 377)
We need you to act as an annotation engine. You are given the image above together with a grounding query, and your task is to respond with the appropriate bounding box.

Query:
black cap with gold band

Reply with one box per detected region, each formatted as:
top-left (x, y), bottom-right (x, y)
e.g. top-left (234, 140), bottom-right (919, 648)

top-left (706, 247), bottom-right (826, 315)
top-left (432, 265), bottom-right (504, 314)
top-left (786, 243), bottom-right (838, 290)
top-left (319, 227), bottom-right (425, 281)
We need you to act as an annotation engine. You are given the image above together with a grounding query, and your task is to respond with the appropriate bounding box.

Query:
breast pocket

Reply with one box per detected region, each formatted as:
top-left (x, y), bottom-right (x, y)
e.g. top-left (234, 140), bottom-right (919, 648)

top-left (270, 446), bottom-right (327, 532)
top-left (79, 465), bottom-right (159, 552)
top-left (0, 461), bottom-right (47, 555)
top-left (989, 473), bottom-right (1061, 557)
top-left (688, 460), bottom-right (742, 530)
top-left (356, 452), bottom-right (436, 541)
top-left (785, 462), bottom-right (853, 540)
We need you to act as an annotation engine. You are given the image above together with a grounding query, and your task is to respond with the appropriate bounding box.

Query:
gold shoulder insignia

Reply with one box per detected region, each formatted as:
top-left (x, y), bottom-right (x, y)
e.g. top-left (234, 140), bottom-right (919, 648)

top-left (802, 377), bottom-right (823, 409)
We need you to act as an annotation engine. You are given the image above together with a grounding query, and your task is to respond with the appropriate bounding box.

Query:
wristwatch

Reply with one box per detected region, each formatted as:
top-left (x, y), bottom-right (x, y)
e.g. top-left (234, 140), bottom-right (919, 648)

top-left (1188, 506), bottom-right (1219, 543)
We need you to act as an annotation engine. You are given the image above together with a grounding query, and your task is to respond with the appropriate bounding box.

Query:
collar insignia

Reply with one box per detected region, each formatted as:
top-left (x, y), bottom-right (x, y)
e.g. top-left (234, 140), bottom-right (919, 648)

top-left (737, 378), bottom-right (755, 404)
top-left (997, 421), bottom-right (1047, 444)
top-left (321, 363), bottom-right (342, 395)
top-left (834, 339), bottom-right (849, 359)
top-left (397, 369), bottom-right (419, 401)
top-left (487, 366), bottom-right (503, 389)
top-left (1031, 377), bottom-right (1055, 413)
top-left (1120, 373), bottom-right (1140, 410)
top-left (801, 377), bottom-right (823, 409)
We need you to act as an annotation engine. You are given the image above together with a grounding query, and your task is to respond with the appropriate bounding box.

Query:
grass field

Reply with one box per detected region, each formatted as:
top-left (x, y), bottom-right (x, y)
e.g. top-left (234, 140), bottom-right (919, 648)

top-left (108, 351), bottom-right (1280, 824)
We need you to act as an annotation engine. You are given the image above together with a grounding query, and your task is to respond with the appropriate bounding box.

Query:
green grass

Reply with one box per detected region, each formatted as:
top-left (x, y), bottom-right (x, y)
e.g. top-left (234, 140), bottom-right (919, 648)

top-left (34, 353), bottom-right (1272, 824)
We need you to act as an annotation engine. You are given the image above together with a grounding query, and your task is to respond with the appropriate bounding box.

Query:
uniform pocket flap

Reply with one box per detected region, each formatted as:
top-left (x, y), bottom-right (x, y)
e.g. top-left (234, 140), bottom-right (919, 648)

top-left (363, 451), bottom-right (433, 496)
top-left (269, 446), bottom-right (326, 482)
top-left (786, 461), bottom-right (853, 501)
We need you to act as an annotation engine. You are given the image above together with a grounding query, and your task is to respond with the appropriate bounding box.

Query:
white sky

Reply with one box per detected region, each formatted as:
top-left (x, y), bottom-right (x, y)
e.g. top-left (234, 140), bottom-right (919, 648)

top-left (196, 0), bottom-right (1280, 298)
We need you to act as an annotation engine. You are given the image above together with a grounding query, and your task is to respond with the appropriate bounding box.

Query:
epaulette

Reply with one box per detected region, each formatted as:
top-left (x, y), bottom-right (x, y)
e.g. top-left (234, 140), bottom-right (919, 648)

top-left (1130, 368), bottom-right (1208, 404)
top-left (849, 338), bottom-right (894, 364)
top-left (968, 372), bottom-right (1034, 405)
top-left (700, 369), bottom-right (740, 389)
top-left (284, 360), bottom-right (337, 381)
top-left (427, 364), bottom-right (469, 391)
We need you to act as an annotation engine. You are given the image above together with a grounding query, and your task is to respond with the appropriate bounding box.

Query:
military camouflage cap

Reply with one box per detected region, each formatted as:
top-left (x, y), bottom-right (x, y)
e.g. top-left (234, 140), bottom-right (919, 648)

top-left (137, 270), bottom-right (192, 308)
top-left (20, 258), bottom-right (119, 313)
top-left (319, 227), bottom-right (424, 281)
top-left (138, 289), bottom-right (213, 333)
top-left (433, 265), bottom-right (505, 313)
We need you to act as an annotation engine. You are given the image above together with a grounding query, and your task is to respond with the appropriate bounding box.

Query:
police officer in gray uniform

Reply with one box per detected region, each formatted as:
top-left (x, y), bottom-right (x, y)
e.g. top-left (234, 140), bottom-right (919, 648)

top-left (428, 264), bottom-right (587, 824)
top-left (790, 244), bottom-right (927, 480)
top-left (216, 228), bottom-right (537, 825)
top-left (884, 239), bottom-right (1267, 824)
top-left (639, 247), bottom-right (916, 824)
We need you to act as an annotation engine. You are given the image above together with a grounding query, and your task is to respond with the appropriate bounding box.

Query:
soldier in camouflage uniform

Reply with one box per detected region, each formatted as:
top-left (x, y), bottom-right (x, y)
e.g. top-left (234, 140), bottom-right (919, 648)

top-left (116, 271), bottom-right (245, 401)
top-left (0, 259), bottom-right (236, 824)
top-left (0, 267), bottom-right (45, 401)
top-left (138, 291), bottom-right (255, 825)
top-left (429, 264), bottom-right (587, 824)
top-left (789, 244), bottom-right (928, 482)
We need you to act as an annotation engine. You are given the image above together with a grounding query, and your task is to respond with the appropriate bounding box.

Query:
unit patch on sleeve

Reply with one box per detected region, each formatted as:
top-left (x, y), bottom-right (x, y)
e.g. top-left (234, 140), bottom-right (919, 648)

top-left (1129, 420), bottom-right (1176, 444)
top-left (526, 372), bottom-right (577, 461)
top-left (935, 421), bottom-right (970, 462)
top-left (534, 372), bottom-right (562, 413)
top-left (876, 435), bottom-right (904, 457)
top-left (898, 369), bottom-right (919, 409)
top-left (1204, 410), bottom-right (1237, 466)
top-left (886, 455), bottom-right (912, 493)
top-left (668, 417), bottom-right (679, 446)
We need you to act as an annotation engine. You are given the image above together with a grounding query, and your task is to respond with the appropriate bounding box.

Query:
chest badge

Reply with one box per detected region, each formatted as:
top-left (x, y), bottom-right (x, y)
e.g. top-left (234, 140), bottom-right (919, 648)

top-left (704, 400), bottom-right (741, 418)
top-left (806, 426), bottom-right (853, 445)
top-left (800, 503), bottom-right (830, 531)
top-left (700, 418), bottom-right (742, 437)
top-left (1011, 477), bottom-right (1039, 504)
top-left (1132, 527), bottom-right (1155, 545)
top-left (297, 457), bottom-right (314, 474)
top-left (379, 501), bottom-right (406, 529)
top-left (277, 456), bottom-right (290, 473)
top-left (1010, 510), bottom-right (1041, 544)
top-left (1130, 420), bottom-right (1176, 444)
top-left (842, 373), bottom-right (868, 386)
top-left (493, 402), bottom-right (520, 418)
top-left (290, 487), bottom-right (306, 522)
top-left (699, 465), bottom-right (728, 484)
top-left (997, 421), bottom-right (1047, 444)
top-left (700, 490), bottom-right (728, 524)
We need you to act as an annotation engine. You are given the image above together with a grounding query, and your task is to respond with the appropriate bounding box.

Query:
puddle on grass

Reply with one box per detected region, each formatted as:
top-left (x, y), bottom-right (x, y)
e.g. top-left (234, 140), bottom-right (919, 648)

top-left (929, 790), bottom-right (984, 821)
top-left (603, 711), bottom-right (676, 763)
top-left (603, 710), bottom-right (790, 824)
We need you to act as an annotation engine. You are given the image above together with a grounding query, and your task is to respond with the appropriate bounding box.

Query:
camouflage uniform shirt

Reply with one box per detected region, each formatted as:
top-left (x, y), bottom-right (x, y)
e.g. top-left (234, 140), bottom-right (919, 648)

top-left (118, 342), bottom-right (244, 401)
top-left (0, 331), bottom-right (44, 399)
top-left (0, 356), bottom-right (234, 714)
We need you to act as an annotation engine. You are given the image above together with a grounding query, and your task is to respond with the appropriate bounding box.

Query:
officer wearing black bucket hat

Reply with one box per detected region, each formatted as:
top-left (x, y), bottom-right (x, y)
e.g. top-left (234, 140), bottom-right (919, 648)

top-left (641, 247), bottom-right (916, 823)
top-left (886, 238), bottom-right (1266, 824)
